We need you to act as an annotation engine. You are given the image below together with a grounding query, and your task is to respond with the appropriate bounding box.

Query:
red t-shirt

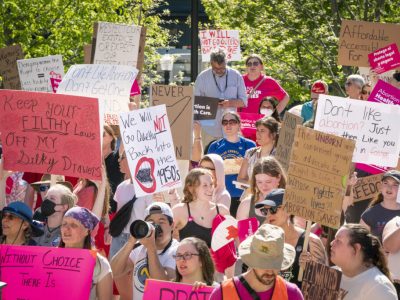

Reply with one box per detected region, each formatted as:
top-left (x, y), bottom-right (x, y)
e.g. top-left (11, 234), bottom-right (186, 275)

top-left (240, 74), bottom-right (288, 113)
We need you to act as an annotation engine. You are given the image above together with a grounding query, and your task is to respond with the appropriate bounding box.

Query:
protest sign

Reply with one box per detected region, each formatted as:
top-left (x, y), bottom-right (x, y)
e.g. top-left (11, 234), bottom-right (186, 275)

top-left (0, 90), bottom-right (102, 180)
top-left (338, 20), bottom-right (400, 67)
top-left (237, 218), bottom-right (259, 243)
top-left (314, 95), bottom-right (400, 167)
top-left (284, 126), bottom-right (355, 228)
top-left (368, 43), bottom-right (400, 74)
top-left (358, 67), bottom-right (396, 86)
top-left (143, 279), bottom-right (213, 300)
top-left (93, 21), bottom-right (141, 67)
top-left (0, 44), bottom-right (23, 89)
top-left (17, 55), bottom-right (64, 92)
top-left (119, 105), bottom-right (181, 197)
top-left (239, 112), bottom-right (264, 142)
top-left (353, 173), bottom-right (383, 202)
top-left (275, 112), bottom-right (304, 171)
top-left (199, 30), bottom-right (241, 62)
top-left (368, 79), bottom-right (400, 105)
top-left (223, 158), bottom-right (243, 175)
top-left (57, 64), bottom-right (137, 125)
top-left (83, 44), bottom-right (92, 64)
top-left (150, 85), bottom-right (194, 160)
top-left (194, 96), bottom-right (219, 120)
top-left (0, 245), bottom-right (96, 300)
top-left (302, 261), bottom-right (343, 300)
top-left (211, 216), bottom-right (238, 251)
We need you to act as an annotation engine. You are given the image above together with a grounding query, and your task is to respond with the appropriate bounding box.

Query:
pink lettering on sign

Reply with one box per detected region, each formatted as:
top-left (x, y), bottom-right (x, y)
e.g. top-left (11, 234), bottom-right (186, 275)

top-left (238, 218), bottom-right (259, 242)
top-left (143, 279), bottom-right (214, 300)
top-left (239, 112), bottom-right (264, 143)
top-left (368, 43), bottom-right (400, 74)
top-left (0, 245), bottom-right (96, 300)
top-left (0, 90), bottom-right (102, 180)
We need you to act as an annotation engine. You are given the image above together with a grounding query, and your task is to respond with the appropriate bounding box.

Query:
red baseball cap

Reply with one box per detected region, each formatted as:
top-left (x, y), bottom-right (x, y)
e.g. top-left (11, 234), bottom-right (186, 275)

top-left (311, 80), bottom-right (328, 99)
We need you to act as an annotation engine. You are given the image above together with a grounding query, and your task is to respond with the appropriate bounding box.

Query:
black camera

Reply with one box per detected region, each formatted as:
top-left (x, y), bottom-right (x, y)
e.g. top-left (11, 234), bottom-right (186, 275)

top-left (130, 220), bottom-right (162, 239)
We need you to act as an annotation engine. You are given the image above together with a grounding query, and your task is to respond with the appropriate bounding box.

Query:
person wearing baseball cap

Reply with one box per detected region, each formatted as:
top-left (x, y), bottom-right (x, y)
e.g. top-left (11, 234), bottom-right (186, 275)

top-left (301, 80), bottom-right (329, 122)
top-left (361, 170), bottom-right (400, 242)
top-left (210, 224), bottom-right (303, 299)
top-left (111, 202), bottom-right (178, 300)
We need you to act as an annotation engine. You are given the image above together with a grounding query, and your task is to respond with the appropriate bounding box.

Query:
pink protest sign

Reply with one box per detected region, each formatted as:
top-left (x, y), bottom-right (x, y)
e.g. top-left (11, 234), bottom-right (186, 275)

top-left (130, 79), bottom-right (141, 96)
top-left (0, 245), bottom-right (96, 300)
top-left (368, 43), bottom-right (400, 74)
top-left (143, 279), bottom-right (214, 300)
top-left (368, 79), bottom-right (400, 105)
top-left (238, 218), bottom-right (259, 242)
top-left (239, 112), bottom-right (264, 143)
top-left (0, 90), bottom-right (102, 180)
top-left (50, 71), bottom-right (63, 93)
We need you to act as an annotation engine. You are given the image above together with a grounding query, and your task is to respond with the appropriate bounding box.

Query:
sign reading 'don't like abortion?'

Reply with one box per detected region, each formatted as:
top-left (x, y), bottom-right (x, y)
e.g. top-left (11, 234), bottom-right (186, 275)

top-left (57, 64), bottom-right (138, 125)
top-left (314, 95), bottom-right (400, 167)
top-left (284, 126), bottom-right (355, 229)
top-left (199, 30), bottom-right (241, 62)
top-left (0, 245), bottom-right (96, 300)
top-left (17, 55), bottom-right (64, 92)
top-left (119, 105), bottom-right (181, 197)
top-left (0, 90), bottom-right (102, 180)
top-left (338, 20), bottom-right (400, 67)
top-left (0, 44), bottom-right (24, 90)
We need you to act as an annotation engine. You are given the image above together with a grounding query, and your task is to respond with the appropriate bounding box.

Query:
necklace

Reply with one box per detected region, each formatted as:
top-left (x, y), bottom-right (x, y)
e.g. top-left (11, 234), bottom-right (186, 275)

top-left (212, 71), bottom-right (228, 94)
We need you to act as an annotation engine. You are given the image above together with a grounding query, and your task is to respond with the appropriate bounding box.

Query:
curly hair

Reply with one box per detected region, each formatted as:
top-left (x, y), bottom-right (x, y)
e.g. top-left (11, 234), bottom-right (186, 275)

top-left (182, 169), bottom-right (213, 203)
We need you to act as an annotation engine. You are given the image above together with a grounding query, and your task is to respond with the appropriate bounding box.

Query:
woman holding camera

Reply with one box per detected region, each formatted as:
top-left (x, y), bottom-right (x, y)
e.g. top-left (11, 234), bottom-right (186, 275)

top-left (60, 206), bottom-right (112, 300)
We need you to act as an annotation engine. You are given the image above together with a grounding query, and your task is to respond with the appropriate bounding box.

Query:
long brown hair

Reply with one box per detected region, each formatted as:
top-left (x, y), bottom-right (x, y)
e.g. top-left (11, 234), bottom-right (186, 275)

top-left (174, 237), bottom-right (215, 285)
top-left (343, 224), bottom-right (391, 280)
top-left (255, 116), bottom-right (280, 147)
top-left (250, 156), bottom-right (286, 198)
top-left (182, 169), bottom-right (213, 203)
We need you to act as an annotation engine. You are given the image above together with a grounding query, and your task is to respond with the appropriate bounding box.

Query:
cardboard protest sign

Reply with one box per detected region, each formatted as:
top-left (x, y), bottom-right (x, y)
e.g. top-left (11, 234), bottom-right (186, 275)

top-left (17, 55), bottom-right (64, 92)
top-left (353, 173), bottom-right (383, 202)
top-left (358, 67), bottom-right (396, 86)
top-left (368, 43), bottom-right (400, 74)
top-left (194, 96), bottom-right (219, 120)
top-left (211, 216), bottom-right (238, 251)
top-left (223, 158), bottom-right (243, 175)
top-left (83, 44), bottom-right (92, 64)
top-left (284, 126), bottom-right (355, 228)
top-left (57, 64), bottom-right (138, 125)
top-left (93, 21), bottom-right (142, 67)
top-left (0, 44), bottom-right (24, 89)
top-left (119, 105), bottom-right (181, 197)
top-left (0, 90), bottom-right (102, 180)
top-left (143, 279), bottom-right (213, 300)
top-left (239, 112), bottom-right (264, 142)
top-left (238, 218), bottom-right (259, 242)
top-left (368, 79), bottom-right (400, 105)
top-left (275, 112), bottom-right (304, 171)
top-left (0, 245), bottom-right (96, 300)
top-left (338, 20), bottom-right (400, 67)
top-left (314, 95), bottom-right (400, 167)
top-left (301, 261), bottom-right (343, 300)
top-left (199, 30), bottom-right (241, 62)
top-left (150, 85), bottom-right (194, 160)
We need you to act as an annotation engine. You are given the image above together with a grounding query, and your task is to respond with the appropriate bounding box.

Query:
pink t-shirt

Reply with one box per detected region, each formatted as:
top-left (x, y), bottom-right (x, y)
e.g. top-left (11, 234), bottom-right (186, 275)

top-left (241, 74), bottom-right (288, 113)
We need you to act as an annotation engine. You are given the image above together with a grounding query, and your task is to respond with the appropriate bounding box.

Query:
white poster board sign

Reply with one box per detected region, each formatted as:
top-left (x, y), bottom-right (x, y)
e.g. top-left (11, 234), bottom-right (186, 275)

top-left (17, 55), bottom-right (64, 92)
top-left (314, 95), bottom-right (400, 167)
top-left (119, 105), bottom-right (182, 197)
top-left (57, 64), bottom-right (137, 124)
top-left (199, 30), bottom-right (241, 62)
top-left (358, 67), bottom-right (396, 87)
top-left (94, 22), bottom-right (141, 67)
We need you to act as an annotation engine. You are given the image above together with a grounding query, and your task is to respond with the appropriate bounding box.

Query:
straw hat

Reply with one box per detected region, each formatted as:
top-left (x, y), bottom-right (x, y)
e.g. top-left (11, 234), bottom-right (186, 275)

top-left (30, 174), bottom-right (73, 192)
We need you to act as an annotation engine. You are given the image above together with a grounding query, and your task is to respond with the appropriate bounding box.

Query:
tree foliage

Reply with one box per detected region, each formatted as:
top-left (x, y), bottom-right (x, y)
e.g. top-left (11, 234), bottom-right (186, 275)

top-left (201, 0), bottom-right (400, 102)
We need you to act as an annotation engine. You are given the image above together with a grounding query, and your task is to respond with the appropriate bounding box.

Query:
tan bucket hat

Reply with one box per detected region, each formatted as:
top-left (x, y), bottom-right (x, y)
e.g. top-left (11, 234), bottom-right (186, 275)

top-left (239, 224), bottom-right (295, 271)
top-left (31, 174), bottom-right (73, 192)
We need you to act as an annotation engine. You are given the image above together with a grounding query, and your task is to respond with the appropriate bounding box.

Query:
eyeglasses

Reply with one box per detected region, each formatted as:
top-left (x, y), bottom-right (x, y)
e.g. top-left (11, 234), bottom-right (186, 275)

top-left (221, 119), bottom-right (239, 126)
top-left (173, 253), bottom-right (200, 261)
top-left (39, 184), bottom-right (50, 192)
top-left (259, 206), bottom-right (281, 216)
top-left (345, 81), bottom-right (352, 86)
top-left (361, 90), bottom-right (371, 95)
top-left (246, 61), bottom-right (260, 67)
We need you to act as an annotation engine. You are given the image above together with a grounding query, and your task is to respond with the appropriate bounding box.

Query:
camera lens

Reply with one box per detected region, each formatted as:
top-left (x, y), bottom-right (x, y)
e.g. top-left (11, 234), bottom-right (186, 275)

top-left (130, 220), bottom-right (151, 239)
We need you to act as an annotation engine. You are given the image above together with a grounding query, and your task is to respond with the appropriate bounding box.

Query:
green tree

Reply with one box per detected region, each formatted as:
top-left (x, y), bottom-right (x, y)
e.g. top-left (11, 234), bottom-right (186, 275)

top-left (201, 0), bottom-right (400, 102)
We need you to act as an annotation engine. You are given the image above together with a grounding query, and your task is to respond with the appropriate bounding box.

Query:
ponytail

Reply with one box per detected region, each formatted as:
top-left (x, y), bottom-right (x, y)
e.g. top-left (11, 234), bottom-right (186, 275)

top-left (368, 193), bottom-right (384, 208)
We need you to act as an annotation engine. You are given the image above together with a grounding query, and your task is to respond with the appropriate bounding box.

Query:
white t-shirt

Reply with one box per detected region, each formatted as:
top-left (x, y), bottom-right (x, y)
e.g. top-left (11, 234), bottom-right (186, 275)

top-left (90, 253), bottom-right (112, 300)
top-left (129, 239), bottom-right (178, 300)
top-left (340, 266), bottom-right (397, 300)
top-left (114, 179), bottom-right (153, 234)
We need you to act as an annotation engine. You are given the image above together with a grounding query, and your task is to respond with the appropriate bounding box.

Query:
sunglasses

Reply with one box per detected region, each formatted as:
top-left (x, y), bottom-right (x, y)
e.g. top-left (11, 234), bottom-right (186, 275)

top-left (221, 119), bottom-right (239, 126)
top-left (361, 90), bottom-right (371, 95)
top-left (246, 61), bottom-right (260, 67)
top-left (39, 184), bottom-right (50, 192)
top-left (173, 253), bottom-right (200, 261)
top-left (259, 206), bottom-right (281, 216)
top-left (345, 81), bottom-right (352, 86)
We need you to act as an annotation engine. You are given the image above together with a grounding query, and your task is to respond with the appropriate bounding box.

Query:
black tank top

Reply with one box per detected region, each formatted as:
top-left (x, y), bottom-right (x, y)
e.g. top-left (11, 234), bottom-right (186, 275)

top-left (178, 203), bottom-right (220, 248)
top-left (279, 231), bottom-right (308, 288)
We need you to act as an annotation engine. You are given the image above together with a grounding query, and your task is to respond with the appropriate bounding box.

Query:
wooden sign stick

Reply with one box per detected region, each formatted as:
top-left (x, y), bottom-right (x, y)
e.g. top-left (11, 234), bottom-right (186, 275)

top-left (298, 220), bottom-right (312, 282)
top-left (50, 175), bottom-right (57, 187)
